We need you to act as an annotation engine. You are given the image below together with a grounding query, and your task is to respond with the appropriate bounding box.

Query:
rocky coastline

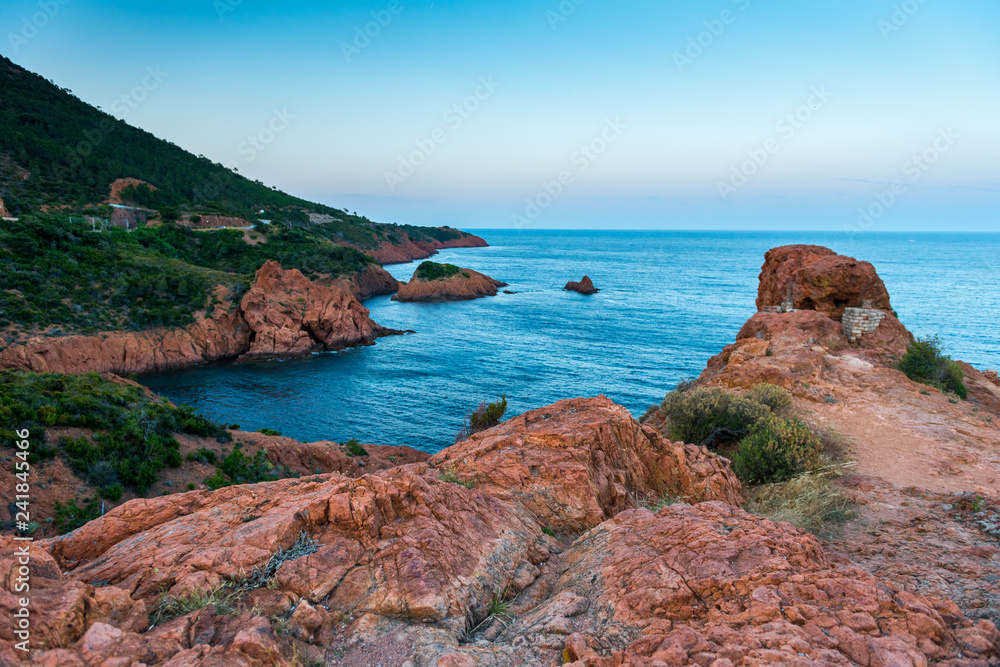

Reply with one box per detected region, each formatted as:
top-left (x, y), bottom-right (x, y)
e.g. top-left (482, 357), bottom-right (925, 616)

top-left (0, 262), bottom-right (398, 376)
top-left (2, 244), bottom-right (998, 666)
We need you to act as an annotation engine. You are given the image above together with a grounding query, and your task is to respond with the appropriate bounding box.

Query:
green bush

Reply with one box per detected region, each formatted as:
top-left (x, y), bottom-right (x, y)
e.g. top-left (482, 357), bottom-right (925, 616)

top-left (456, 395), bottom-right (509, 442)
top-left (205, 443), bottom-right (297, 489)
top-left (53, 497), bottom-right (101, 534)
top-left (415, 261), bottom-right (462, 281)
top-left (745, 384), bottom-right (793, 415)
top-left (0, 370), bottom-right (229, 493)
top-left (731, 417), bottom-right (824, 485)
top-left (897, 336), bottom-right (967, 399)
top-left (186, 448), bottom-right (218, 465)
top-left (659, 387), bottom-right (770, 447)
top-left (344, 438), bottom-right (367, 457)
top-left (257, 428), bottom-right (282, 437)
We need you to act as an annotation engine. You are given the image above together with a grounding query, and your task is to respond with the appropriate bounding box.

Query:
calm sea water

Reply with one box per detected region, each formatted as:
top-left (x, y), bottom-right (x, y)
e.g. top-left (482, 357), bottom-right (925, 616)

top-left (141, 230), bottom-right (1000, 453)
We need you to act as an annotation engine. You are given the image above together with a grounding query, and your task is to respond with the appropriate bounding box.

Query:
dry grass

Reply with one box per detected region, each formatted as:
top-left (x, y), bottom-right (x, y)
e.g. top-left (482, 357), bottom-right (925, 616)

top-left (148, 583), bottom-right (239, 628)
top-left (744, 462), bottom-right (857, 537)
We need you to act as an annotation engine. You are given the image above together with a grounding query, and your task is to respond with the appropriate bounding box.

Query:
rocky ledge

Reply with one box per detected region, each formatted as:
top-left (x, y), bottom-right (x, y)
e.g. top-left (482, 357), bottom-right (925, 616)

top-left (0, 261), bottom-right (398, 375)
top-left (565, 275), bottom-right (599, 294)
top-left (393, 262), bottom-right (507, 302)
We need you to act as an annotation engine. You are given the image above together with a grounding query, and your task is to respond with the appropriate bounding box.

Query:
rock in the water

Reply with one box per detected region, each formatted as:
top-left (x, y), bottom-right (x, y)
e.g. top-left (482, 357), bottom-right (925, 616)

top-left (756, 245), bottom-right (891, 319)
top-left (240, 260), bottom-right (393, 359)
top-left (565, 275), bottom-right (599, 294)
top-left (393, 263), bottom-right (506, 302)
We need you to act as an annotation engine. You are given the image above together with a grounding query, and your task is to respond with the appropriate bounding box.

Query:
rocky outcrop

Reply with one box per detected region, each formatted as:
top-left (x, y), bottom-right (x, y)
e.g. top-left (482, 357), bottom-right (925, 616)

top-left (565, 275), bottom-right (599, 294)
top-left (328, 262), bottom-right (399, 300)
top-left (0, 263), bottom-right (396, 375)
top-left (555, 502), bottom-right (998, 667)
top-left (363, 229), bottom-right (489, 265)
top-left (393, 267), bottom-right (507, 302)
top-left (757, 245), bottom-right (892, 319)
top-left (0, 196), bottom-right (11, 218)
top-left (240, 261), bottom-right (394, 359)
top-left (431, 396), bottom-right (743, 532)
top-left (0, 302), bottom-right (251, 376)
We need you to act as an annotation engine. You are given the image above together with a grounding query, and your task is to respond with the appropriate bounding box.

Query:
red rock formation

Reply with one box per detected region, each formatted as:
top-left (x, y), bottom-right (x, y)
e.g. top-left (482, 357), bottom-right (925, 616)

top-left (431, 396), bottom-right (743, 532)
top-left (0, 263), bottom-right (396, 374)
top-left (364, 229), bottom-right (489, 265)
top-left (8, 397), bottom-right (756, 665)
top-left (328, 262), bottom-right (399, 300)
top-left (240, 261), bottom-right (393, 359)
top-left (756, 245), bottom-right (892, 319)
top-left (0, 302), bottom-right (251, 375)
top-left (557, 503), bottom-right (998, 667)
top-left (392, 267), bottom-right (507, 302)
top-left (565, 276), bottom-right (599, 294)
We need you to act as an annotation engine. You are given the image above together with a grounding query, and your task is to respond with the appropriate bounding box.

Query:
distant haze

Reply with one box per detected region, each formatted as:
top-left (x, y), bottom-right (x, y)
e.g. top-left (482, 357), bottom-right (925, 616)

top-left (2, 0), bottom-right (998, 231)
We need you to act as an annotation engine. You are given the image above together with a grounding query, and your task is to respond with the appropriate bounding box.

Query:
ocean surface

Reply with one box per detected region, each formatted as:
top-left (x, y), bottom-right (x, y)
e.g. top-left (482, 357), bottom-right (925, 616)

top-left (141, 230), bottom-right (1000, 453)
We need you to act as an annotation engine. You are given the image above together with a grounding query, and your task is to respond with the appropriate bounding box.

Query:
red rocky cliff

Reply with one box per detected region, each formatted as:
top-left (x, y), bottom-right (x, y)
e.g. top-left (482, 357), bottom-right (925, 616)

top-left (240, 261), bottom-right (394, 359)
top-left (756, 245), bottom-right (892, 319)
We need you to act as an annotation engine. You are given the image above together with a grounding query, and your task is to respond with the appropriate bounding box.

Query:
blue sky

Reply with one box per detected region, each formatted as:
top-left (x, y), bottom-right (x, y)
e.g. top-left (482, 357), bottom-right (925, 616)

top-left (2, 0), bottom-right (999, 230)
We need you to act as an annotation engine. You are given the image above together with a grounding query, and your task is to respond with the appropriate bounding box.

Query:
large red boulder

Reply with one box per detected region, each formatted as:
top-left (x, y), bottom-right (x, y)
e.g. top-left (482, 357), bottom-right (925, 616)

top-left (756, 245), bottom-right (892, 319)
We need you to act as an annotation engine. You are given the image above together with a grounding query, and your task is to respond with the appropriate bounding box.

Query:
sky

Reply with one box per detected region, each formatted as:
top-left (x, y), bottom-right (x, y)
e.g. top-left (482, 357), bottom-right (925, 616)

top-left (2, 0), bottom-right (999, 231)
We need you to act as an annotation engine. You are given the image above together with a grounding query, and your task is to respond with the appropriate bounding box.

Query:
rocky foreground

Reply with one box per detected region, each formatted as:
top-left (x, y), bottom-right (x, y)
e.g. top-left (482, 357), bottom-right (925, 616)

top-left (1, 245), bottom-right (998, 666)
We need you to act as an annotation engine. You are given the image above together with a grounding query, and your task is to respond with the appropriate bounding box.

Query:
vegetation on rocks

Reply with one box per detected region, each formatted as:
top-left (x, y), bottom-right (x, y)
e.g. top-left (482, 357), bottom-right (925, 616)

top-left (456, 394), bottom-right (508, 442)
top-left (415, 261), bottom-right (464, 281)
top-left (659, 384), bottom-right (823, 485)
top-left (897, 335), bottom-right (968, 399)
top-left (0, 215), bottom-right (374, 336)
top-left (1, 370), bottom-right (230, 497)
top-left (205, 443), bottom-right (297, 490)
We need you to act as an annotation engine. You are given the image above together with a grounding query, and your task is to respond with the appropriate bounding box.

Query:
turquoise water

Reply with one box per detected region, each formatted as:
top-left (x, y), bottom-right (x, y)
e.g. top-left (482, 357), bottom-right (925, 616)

top-left (141, 230), bottom-right (1000, 453)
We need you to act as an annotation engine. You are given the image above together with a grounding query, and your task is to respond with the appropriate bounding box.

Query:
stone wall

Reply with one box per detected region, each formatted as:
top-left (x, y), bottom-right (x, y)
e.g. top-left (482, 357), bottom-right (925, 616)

top-left (843, 300), bottom-right (886, 343)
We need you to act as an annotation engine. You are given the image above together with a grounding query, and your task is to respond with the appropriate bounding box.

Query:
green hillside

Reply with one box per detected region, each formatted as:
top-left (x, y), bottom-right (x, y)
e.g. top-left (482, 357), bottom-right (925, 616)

top-left (0, 54), bottom-right (473, 253)
top-left (0, 55), bottom-right (338, 219)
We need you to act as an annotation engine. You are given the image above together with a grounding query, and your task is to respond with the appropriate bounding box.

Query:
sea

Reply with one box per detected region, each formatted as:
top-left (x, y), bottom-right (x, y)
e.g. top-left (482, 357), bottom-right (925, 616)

top-left (140, 230), bottom-right (1000, 454)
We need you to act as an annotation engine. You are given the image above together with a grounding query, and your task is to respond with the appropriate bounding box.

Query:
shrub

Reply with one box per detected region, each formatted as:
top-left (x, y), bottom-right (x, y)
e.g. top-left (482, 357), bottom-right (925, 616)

top-left (659, 387), bottom-right (769, 447)
top-left (100, 483), bottom-right (124, 501)
top-left (415, 261), bottom-right (462, 281)
top-left (731, 417), bottom-right (824, 485)
top-left (205, 443), bottom-right (297, 489)
top-left (258, 428), bottom-right (282, 437)
top-left (746, 384), bottom-right (793, 415)
top-left (186, 448), bottom-right (218, 465)
top-left (344, 438), bottom-right (367, 457)
top-left (53, 497), bottom-right (101, 534)
top-left (456, 395), bottom-right (509, 442)
top-left (897, 336), bottom-right (967, 399)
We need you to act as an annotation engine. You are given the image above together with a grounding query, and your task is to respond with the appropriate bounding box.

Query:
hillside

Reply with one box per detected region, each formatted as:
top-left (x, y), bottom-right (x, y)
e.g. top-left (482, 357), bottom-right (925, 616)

top-left (0, 54), bottom-right (482, 246)
top-left (0, 56), bottom-right (488, 344)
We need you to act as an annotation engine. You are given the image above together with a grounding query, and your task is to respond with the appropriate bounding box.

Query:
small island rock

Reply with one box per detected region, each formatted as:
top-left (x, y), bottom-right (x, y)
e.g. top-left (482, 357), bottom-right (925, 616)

top-left (393, 261), bottom-right (507, 302)
top-left (565, 275), bottom-right (599, 294)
